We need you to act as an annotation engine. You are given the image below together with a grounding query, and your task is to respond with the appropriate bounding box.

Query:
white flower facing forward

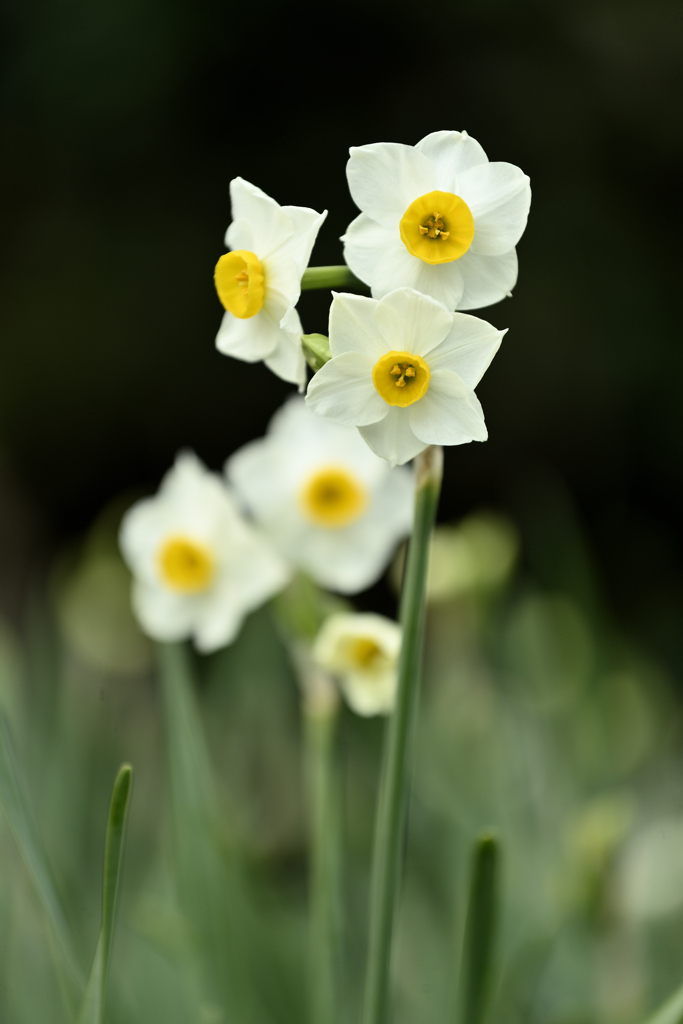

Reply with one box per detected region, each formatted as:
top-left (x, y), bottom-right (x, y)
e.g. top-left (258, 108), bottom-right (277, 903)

top-left (226, 397), bottom-right (414, 594)
top-left (312, 612), bottom-right (401, 716)
top-left (306, 289), bottom-right (505, 467)
top-left (214, 178), bottom-right (327, 389)
top-left (119, 452), bottom-right (289, 653)
top-left (342, 130), bottom-right (530, 311)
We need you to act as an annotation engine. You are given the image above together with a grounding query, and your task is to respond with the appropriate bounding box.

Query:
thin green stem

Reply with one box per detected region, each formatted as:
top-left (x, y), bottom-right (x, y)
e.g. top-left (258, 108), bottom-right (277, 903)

top-left (304, 674), bottom-right (341, 1024)
top-left (301, 266), bottom-right (366, 291)
top-left (361, 446), bottom-right (443, 1024)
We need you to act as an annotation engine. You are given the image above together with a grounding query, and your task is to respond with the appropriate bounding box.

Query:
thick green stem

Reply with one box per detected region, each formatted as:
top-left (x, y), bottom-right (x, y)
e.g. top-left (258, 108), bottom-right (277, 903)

top-left (362, 446), bottom-right (443, 1024)
top-left (304, 675), bottom-right (341, 1024)
top-left (301, 266), bottom-right (365, 291)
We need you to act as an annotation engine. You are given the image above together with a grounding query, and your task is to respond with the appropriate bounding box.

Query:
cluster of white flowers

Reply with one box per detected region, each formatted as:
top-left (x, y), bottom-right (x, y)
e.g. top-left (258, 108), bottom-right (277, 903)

top-left (120, 128), bottom-right (530, 715)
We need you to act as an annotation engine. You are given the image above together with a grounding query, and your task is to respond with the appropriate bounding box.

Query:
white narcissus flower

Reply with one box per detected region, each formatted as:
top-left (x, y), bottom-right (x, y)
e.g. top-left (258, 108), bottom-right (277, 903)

top-left (119, 451), bottom-right (289, 653)
top-left (225, 397), bottom-right (414, 594)
top-left (342, 130), bottom-right (530, 311)
top-left (214, 177), bottom-right (327, 389)
top-left (306, 288), bottom-right (505, 467)
top-left (312, 612), bottom-right (401, 716)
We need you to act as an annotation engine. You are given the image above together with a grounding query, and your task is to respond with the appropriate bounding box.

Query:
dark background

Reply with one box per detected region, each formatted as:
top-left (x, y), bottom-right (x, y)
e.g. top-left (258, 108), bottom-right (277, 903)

top-left (1, 0), bottom-right (682, 666)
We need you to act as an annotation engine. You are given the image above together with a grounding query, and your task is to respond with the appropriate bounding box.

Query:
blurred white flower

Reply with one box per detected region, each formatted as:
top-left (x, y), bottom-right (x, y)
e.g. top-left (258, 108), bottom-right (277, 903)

top-left (342, 130), bottom-right (530, 310)
top-left (214, 177), bottom-right (327, 389)
top-left (226, 397), bottom-right (413, 594)
top-left (312, 612), bottom-right (401, 716)
top-left (119, 451), bottom-right (289, 652)
top-left (306, 288), bottom-right (505, 466)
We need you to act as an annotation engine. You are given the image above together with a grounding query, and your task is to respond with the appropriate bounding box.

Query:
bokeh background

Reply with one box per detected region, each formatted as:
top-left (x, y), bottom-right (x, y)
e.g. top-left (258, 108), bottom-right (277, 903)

top-left (1, 0), bottom-right (682, 666)
top-left (1, 3), bottom-right (683, 1024)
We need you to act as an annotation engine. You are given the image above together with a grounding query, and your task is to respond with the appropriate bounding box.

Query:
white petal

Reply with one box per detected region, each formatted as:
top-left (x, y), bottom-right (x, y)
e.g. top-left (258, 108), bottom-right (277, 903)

top-left (346, 142), bottom-right (435, 227)
top-left (131, 582), bottom-right (199, 643)
top-left (194, 539), bottom-right (289, 652)
top-left (227, 177), bottom-right (293, 256)
top-left (408, 370), bottom-right (487, 445)
top-left (224, 217), bottom-right (254, 252)
top-left (370, 238), bottom-right (465, 309)
top-left (415, 130), bottom-right (489, 192)
top-left (306, 352), bottom-right (386, 427)
top-left (276, 205), bottom-right (328, 277)
top-left (262, 258), bottom-right (301, 318)
top-left (341, 669), bottom-right (397, 716)
top-left (459, 163), bottom-right (531, 255)
top-left (374, 288), bottom-right (453, 358)
top-left (263, 308), bottom-right (307, 390)
top-left (358, 407), bottom-right (428, 467)
top-left (425, 313), bottom-right (505, 387)
top-left (341, 212), bottom-right (390, 287)
top-left (456, 248), bottom-right (518, 310)
top-left (215, 308), bottom-right (280, 361)
top-left (328, 291), bottom-right (388, 360)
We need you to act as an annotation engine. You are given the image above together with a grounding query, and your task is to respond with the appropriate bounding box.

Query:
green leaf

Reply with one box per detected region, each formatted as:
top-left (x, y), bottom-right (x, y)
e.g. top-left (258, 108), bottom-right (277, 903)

top-left (77, 763), bottom-right (133, 1024)
top-left (0, 713), bottom-right (84, 1008)
top-left (640, 982), bottom-right (683, 1024)
top-left (458, 833), bottom-right (500, 1024)
top-left (302, 333), bottom-right (332, 372)
top-left (156, 642), bottom-right (257, 1020)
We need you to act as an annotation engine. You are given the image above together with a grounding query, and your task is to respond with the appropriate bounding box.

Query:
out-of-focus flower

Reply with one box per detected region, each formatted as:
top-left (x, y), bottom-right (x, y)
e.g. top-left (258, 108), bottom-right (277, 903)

top-left (119, 451), bottom-right (289, 652)
top-left (342, 130), bottom-right (530, 310)
top-left (392, 512), bottom-right (519, 603)
top-left (306, 289), bottom-right (504, 466)
top-left (214, 177), bottom-right (327, 389)
top-left (226, 397), bottom-right (413, 594)
top-left (312, 612), bottom-right (401, 716)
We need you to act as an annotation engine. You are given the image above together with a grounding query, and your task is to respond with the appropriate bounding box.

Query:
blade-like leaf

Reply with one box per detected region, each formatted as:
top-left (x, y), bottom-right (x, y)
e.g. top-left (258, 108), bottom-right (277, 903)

top-left (156, 642), bottom-right (257, 1020)
top-left (640, 982), bottom-right (683, 1024)
top-left (0, 713), bottom-right (84, 1006)
top-left (77, 763), bottom-right (133, 1024)
top-left (458, 833), bottom-right (500, 1024)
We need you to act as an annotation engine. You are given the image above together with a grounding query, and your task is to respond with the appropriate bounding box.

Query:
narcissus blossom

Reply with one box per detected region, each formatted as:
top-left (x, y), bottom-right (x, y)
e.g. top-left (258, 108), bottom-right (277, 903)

top-left (306, 288), bottom-right (505, 467)
top-left (119, 452), bottom-right (289, 652)
top-left (214, 177), bottom-right (327, 389)
top-left (312, 612), bottom-right (401, 716)
top-left (342, 131), bottom-right (530, 311)
top-left (226, 397), bottom-right (413, 594)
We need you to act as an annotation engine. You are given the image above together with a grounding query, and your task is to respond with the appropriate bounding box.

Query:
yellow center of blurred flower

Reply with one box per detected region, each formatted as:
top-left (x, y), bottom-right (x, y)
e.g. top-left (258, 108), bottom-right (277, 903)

top-left (349, 637), bottom-right (383, 670)
top-left (299, 467), bottom-right (368, 528)
top-left (158, 536), bottom-right (215, 592)
top-left (214, 250), bottom-right (265, 318)
top-left (372, 350), bottom-right (430, 407)
top-left (399, 190), bottom-right (475, 264)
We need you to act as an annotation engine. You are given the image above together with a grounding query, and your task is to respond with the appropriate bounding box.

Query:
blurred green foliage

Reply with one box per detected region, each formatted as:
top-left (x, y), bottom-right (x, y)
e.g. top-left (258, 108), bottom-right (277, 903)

top-left (2, 502), bottom-right (683, 1024)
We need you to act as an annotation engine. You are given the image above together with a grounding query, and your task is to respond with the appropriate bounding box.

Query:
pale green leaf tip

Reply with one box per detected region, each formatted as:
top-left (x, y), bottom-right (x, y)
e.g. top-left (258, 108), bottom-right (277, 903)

top-left (302, 334), bottom-right (332, 373)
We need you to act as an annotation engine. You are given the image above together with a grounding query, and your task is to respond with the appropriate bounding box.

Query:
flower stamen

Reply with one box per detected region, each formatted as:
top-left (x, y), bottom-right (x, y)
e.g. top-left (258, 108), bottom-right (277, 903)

top-left (373, 351), bottom-right (430, 407)
top-left (400, 190), bottom-right (474, 265)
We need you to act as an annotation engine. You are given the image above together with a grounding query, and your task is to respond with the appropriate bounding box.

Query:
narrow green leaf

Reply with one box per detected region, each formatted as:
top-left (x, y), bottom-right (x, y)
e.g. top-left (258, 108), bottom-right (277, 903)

top-left (302, 333), bottom-right (332, 372)
top-left (305, 693), bottom-right (341, 1024)
top-left (459, 833), bottom-right (500, 1024)
top-left (640, 982), bottom-right (683, 1024)
top-left (0, 713), bottom-right (84, 1006)
top-left (77, 763), bottom-right (133, 1024)
top-left (156, 641), bottom-right (257, 1020)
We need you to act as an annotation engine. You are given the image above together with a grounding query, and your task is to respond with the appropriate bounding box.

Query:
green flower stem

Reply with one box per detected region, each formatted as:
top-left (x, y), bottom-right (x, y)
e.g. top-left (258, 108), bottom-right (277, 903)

top-left (301, 266), bottom-right (365, 291)
top-left (304, 672), bottom-right (342, 1024)
top-left (362, 445), bottom-right (443, 1024)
